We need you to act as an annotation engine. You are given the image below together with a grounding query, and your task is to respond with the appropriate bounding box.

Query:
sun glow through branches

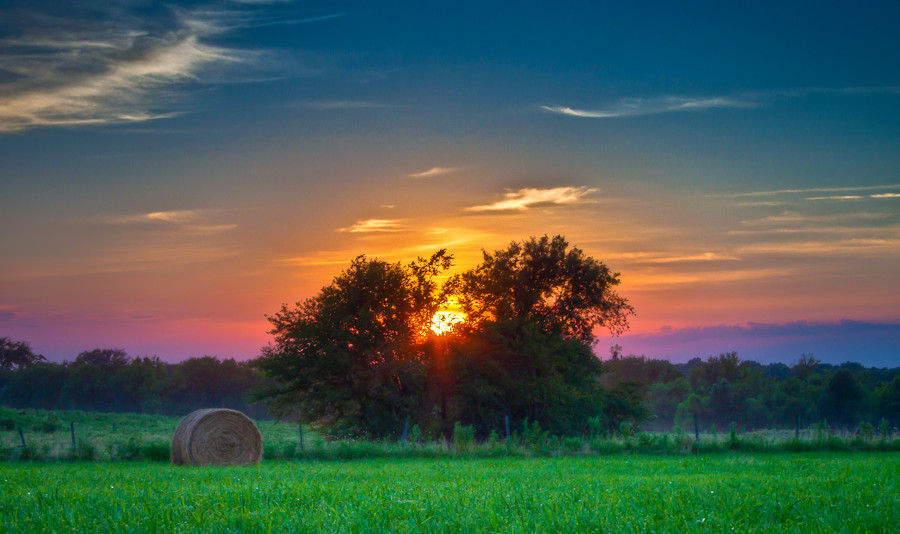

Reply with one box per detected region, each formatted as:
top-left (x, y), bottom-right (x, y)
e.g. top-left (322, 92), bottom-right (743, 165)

top-left (430, 311), bottom-right (465, 335)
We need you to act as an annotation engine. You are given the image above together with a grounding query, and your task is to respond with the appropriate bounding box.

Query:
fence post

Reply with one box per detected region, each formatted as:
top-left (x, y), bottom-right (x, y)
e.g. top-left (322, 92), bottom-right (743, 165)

top-left (694, 413), bottom-right (699, 442)
top-left (70, 421), bottom-right (76, 448)
top-left (18, 427), bottom-right (26, 448)
top-left (400, 417), bottom-right (410, 443)
top-left (796, 415), bottom-right (800, 440)
top-left (505, 415), bottom-right (511, 443)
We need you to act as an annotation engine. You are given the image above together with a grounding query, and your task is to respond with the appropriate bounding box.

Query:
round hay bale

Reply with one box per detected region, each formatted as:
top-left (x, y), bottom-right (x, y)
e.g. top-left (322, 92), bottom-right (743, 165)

top-left (171, 408), bottom-right (262, 466)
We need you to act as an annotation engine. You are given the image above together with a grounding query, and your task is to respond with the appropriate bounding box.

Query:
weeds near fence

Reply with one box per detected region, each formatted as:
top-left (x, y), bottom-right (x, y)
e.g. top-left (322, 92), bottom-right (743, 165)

top-left (2, 406), bottom-right (898, 462)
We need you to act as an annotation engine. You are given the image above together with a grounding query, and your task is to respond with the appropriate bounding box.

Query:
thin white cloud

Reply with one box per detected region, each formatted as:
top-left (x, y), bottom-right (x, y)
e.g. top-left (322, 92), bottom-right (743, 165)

top-left (807, 195), bottom-right (865, 201)
top-left (741, 211), bottom-right (889, 227)
top-left (7, 241), bottom-right (243, 279)
top-left (625, 268), bottom-right (800, 289)
top-left (248, 13), bottom-right (347, 27)
top-left (734, 201), bottom-right (786, 207)
top-left (614, 252), bottom-right (740, 264)
top-left (96, 210), bottom-right (205, 225)
top-left (542, 87), bottom-right (900, 120)
top-left (86, 209), bottom-right (237, 235)
top-left (872, 193), bottom-right (900, 199)
top-left (229, 0), bottom-right (303, 4)
top-left (465, 186), bottom-right (597, 212)
top-left (738, 238), bottom-right (900, 255)
top-left (280, 254), bottom-right (350, 267)
top-left (292, 100), bottom-right (396, 110)
top-left (408, 166), bottom-right (460, 178)
top-left (183, 224), bottom-right (239, 235)
top-left (767, 86), bottom-right (900, 98)
top-left (338, 218), bottom-right (405, 233)
top-left (540, 96), bottom-right (755, 119)
top-left (729, 225), bottom-right (900, 236)
top-left (710, 184), bottom-right (900, 198)
top-left (89, 244), bottom-right (242, 272)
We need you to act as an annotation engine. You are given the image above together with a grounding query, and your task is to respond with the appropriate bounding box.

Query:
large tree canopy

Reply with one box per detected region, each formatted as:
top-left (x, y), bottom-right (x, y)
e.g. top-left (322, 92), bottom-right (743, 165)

top-left (447, 235), bottom-right (634, 342)
top-left (253, 251), bottom-right (452, 437)
top-left (437, 236), bottom-right (636, 437)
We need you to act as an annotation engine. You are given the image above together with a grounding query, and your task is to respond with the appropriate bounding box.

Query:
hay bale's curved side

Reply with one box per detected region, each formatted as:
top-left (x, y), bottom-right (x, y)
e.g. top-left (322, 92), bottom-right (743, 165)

top-left (171, 408), bottom-right (262, 466)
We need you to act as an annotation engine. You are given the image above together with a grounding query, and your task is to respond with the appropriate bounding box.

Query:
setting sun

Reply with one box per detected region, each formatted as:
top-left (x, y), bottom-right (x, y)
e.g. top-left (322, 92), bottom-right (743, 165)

top-left (430, 311), bottom-right (465, 335)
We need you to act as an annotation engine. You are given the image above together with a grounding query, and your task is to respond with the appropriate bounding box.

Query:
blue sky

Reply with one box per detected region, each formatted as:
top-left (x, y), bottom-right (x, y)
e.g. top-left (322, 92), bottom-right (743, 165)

top-left (1, 0), bottom-right (898, 366)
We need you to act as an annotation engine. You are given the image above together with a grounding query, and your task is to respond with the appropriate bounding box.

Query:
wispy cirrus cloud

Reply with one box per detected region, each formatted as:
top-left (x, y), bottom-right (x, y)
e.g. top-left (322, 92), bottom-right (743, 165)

top-left (86, 243), bottom-right (242, 273)
top-left (809, 193), bottom-right (900, 201)
top-left (543, 87), bottom-right (900, 120)
top-left (0, 1), bottom-right (333, 132)
top-left (807, 195), bottom-right (865, 201)
top-left (280, 254), bottom-right (350, 267)
top-left (737, 238), bottom-right (900, 256)
top-left (408, 166), bottom-right (461, 178)
top-left (87, 209), bottom-right (237, 235)
top-left (729, 226), bottom-right (900, 237)
top-left (225, 11), bottom-right (346, 28)
top-left (740, 211), bottom-right (889, 227)
top-left (338, 218), bottom-right (405, 233)
top-left (709, 183), bottom-right (900, 198)
top-left (614, 252), bottom-right (741, 264)
top-left (291, 99), bottom-right (397, 111)
top-left (541, 96), bottom-right (754, 119)
top-left (465, 186), bottom-right (597, 212)
top-left (625, 268), bottom-right (800, 290)
top-left (767, 86), bottom-right (900, 98)
top-left (96, 210), bottom-right (205, 225)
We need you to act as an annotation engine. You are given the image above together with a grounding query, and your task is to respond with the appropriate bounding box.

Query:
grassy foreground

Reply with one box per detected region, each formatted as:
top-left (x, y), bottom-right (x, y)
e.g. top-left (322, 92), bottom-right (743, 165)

top-left (1, 454), bottom-right (897, 533)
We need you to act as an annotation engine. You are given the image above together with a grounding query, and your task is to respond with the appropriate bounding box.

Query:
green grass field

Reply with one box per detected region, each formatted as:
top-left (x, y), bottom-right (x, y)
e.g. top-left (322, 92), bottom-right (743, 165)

top-left (1, 454), bottom-right (897, 533)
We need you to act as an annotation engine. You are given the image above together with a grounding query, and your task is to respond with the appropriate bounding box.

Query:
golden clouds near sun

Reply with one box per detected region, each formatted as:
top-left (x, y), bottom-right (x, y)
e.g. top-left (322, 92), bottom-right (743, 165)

top-left (430, 311), bottom-right (466, 335)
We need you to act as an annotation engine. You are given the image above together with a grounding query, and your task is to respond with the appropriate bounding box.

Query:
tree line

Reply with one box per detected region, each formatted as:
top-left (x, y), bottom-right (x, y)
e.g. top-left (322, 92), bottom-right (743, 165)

top-left (3, 341), bottom-right (897, 436)
top-left (0, 345), bottom-right (265, 418)
top-left (604, 350), bottom-right (900, 433)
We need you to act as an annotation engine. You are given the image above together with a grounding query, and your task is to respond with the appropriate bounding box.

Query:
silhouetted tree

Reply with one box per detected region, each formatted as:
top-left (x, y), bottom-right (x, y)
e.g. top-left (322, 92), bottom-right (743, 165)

top-left (446, 235), bottom-right (634, 343)
top-left (0, 337), bottom-right (46, 370)
top-left (689, 352), bottom-right (744, 389)
top-left (440, 236), bottom-right (641, 436)
top-left (791, 353), bottom-right (820, 382)
top-left (878, 375), bottom-right (900, 426)
top-left (445, 319), bottom-right (611, 437)
top-left (821, 369), bottom-right (865, 428)
top-left (72, 348), bottom-right (130, 367)
top-left (253, 251), bottom-right (452, 438)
